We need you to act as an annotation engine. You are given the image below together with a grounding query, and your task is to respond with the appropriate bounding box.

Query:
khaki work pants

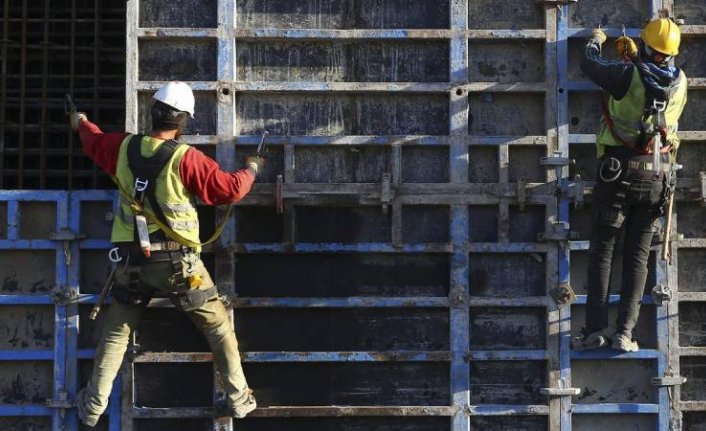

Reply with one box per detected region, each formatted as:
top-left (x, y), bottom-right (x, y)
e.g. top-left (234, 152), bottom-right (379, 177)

top-left (82, 253), bottom-right (249, 422)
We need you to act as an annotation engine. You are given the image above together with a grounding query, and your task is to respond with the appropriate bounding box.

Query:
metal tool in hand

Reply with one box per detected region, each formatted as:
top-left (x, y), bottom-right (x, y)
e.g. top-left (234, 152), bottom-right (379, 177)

top-left (89, 248), bottom-right (125, 320)
top-left (651, 99), bottom-right (667, 176)
top-left (256, 130), bottom-right (269, 157)
top-left (64, 93), bottom-right (77, 116)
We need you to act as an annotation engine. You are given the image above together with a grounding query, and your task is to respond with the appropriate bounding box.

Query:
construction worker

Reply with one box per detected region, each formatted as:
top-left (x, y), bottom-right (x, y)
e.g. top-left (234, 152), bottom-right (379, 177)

top-left (71, 82), bottom-right (264, 426)
top-left (572, 18), bottom-right (687, 352)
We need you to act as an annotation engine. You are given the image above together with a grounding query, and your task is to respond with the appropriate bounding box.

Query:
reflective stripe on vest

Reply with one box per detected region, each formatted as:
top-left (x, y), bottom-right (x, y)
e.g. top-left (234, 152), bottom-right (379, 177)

top-left (111, 134), bottom-right (201, 248)
top-left (597, 67), bottom-right (687, 156)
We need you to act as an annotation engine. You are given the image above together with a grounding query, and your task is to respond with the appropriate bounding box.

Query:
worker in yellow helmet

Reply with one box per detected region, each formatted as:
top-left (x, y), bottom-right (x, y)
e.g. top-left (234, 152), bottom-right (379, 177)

top-left (572, 18), bottom-right (687, 352)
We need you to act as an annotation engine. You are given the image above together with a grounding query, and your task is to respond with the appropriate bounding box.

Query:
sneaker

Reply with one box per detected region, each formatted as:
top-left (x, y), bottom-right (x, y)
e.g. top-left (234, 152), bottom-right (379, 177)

top-left (76, 388), bottom-right (99, 428)
top-left (214, 389), bottom-right (257, 419)
top-left (612, 333), bottom-right (639, 352)
top-left (571, 329), bottom-right (609, 351)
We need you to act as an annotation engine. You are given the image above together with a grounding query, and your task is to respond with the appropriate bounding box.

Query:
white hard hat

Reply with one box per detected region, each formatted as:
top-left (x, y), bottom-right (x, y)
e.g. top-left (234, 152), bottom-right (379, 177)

top-left (153, 81), bottom-right (195, 118)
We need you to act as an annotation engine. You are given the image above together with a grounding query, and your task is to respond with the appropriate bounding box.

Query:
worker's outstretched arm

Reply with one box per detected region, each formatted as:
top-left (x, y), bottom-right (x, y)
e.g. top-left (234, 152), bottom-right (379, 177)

top-left (580, 29), bottom-right (634, 100)
top-left (76, 118), bottom-right (128, 176)
top-left (179, 147), bottom-right (258, 206)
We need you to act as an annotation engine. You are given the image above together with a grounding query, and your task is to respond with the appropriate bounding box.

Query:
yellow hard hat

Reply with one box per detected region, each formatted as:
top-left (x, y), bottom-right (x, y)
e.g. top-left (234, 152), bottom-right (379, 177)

top-left (641, 18), bottom-right (680, 56)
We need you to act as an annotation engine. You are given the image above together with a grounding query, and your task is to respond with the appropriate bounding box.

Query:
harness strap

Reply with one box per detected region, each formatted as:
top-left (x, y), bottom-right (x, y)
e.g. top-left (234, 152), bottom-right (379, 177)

top-left (113, 135), bottom-right (233, 249)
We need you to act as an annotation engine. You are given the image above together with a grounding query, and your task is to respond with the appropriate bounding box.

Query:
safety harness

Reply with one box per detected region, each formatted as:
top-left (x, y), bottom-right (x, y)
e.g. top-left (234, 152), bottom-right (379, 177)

top-left (110, 134), bottom-right (223, 311)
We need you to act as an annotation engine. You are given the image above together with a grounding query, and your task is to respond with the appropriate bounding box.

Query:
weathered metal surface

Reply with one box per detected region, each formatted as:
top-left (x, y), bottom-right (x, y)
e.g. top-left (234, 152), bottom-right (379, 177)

top-left (469, 94), bottom-right (545, 135)
top-left (138, 91), bottom-right (217, 135)
top-left (0, 306), bottom-right (54, 349)
top-left (242, 363), bottom-right (449, 406)
top-left (572, 414), bottom-right (655, 431)
top-left (675, 1), bottom-right (706, 24)
top-left (236, 94), bottom-right (449, 136)
top-left (234, 254), bottom-right (448, 297)
top-left (469, 361), bottom-right (546, 404)
top-left (677, 249), bottom-right (706, 291)
top-left (681, 357), bottom-right (706, 401)
top-left (0, 251), bottom-right (55, 295)
top-left (237, 41), bottom-right (449, 82)
top-left (469, 254), bottom-right (546, 296)
top-left (567, 0), bottom-right (649, 28)
top-left (401, 206), bottom-right (449, 243)
top-left (683, 412), bottom-right (706, 430)
top-left (468, 1), bottom-right (544, 30)
top-left (469, 416), bottom-right (548, 430)
top-left (0, 362), bottom-right (52, 404)
top-left (0, 417), bottom-right (52, 431)
top-left (139, 40), bottom-right (217, 81)
top-left (573, 360), bottom-right (656, 403)
top-left (236, 0), bottom-right (450, 29)
top-left (469, 307), bottom-right (546, 350)
top-left (681, 91), bottom-right (706, 131)
top-left (468, 41), bottom-right (545, 83)
top-left (140, 0), bottom-right (218, 28)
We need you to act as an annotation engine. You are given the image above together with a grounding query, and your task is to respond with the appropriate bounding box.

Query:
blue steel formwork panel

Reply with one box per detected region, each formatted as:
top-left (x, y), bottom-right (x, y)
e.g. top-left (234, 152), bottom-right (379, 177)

top-left (3, 0), bottom-right (704, 430)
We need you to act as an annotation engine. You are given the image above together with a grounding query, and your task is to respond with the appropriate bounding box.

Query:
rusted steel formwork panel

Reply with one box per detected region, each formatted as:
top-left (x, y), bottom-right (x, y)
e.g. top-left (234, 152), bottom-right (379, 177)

top-left (2, 0), bottom-right (706, 431)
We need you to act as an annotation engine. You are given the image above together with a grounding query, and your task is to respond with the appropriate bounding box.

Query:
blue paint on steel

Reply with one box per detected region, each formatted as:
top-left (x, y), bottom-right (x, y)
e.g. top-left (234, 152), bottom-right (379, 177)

top-left (557, 5), bottom-right (575, 431)
top-left (465, 350), bottom-right (548, 361)
top-left (571, 404), bottom-right (659, 414)
top-left (235, 243), bottom-right (451, 253)
top-left (6, 200), bottom-right (18, 240)
top-left (52, 195), bottom-right (69, 431)
top-left (0, 295), bottom-right (55, 304)
top-left (0, 239), bottom-right (60, 249)
top-left (566, 81), bottom-right (599, 91)
top-left (575, 295), bottom-right (656, 305)
top-left (570, 349), bottom-right (660, 360)
top-left (241, 351), bottom-right (450, 362)
top-left (0, 405), bottom-right (54, 416)
top-left (467, 405), bottom-right (548, 415)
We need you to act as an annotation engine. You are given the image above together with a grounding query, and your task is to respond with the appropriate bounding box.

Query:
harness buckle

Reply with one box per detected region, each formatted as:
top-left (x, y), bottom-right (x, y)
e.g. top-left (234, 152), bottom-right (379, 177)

top-left (134, 177), bottom-right (149, 193)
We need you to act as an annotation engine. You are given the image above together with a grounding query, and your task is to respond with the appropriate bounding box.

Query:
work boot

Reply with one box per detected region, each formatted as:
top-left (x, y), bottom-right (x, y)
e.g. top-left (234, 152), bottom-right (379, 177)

top-left (214, 389), bottom-right (257, 419)
top-left (612, 333), bottom-right (639, 352)
top-left (76, 388), bottom-right (99, 428)
top-left (571, 328), bottom-right (609, 350)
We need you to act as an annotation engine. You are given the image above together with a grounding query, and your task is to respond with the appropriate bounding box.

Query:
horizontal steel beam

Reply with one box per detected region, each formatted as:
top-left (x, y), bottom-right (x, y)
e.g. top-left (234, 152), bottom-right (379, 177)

top-left (571, 403), bottom-right (659, 414)
top-left (133, 351), bottom-right (452, 363)
top-left (575, 295), bottom-right (656, 305)
top-left (0, 405), bottom-right (54, 416)
top-left (0, 349), bottom-right (95, 360)
top-left (173, 297), bottom-right (449, 308)
top-left (132, 406), bottom-right (457, 418)
top-left (679, 347), bottom-right (706, 356)
top-left (677, 292), bottom-right (706, 302)
top-left (569, 79), bottom-right (706, 91)
top-left (137, 28), bottom-right (548, 40)
top-left (466, 404), bottom-right (549, 416)
top-left (232, 135), bottom-right (548, 146)
top-left (680, 401), bottom-right (706, 411)
top-left (465, 350), bottom-right (548, 361)
top-left (570, 349), bottom-right (660, 360)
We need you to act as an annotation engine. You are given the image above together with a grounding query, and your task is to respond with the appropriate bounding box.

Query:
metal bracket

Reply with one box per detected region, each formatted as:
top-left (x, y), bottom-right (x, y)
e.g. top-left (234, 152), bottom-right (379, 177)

top-left (276, 174), bottom-right (284, 214)
top-left (572, 174), bottom-right (584, 209)
top-left (517, 178), bottom-right (527, 211)
top-left (549, 283), bottom-right (577, 305)
top-left (700, 172), bottom-right (706, 206)
top-left (652, 375), bottom-right (687, 387)
top-left (538, 222), bottom-right (579, 241)
top-left (651, 284), bottom-right (673, 306)
top-left (50, 228), bottom-right (86, 267)
top-left (540, 154), bottom-right (575, 168)
top-left (50, 285), bottom-right (78, 304)
top-left (381, 172), bottom-right (392, 215)
top-left (46, 390), bottom-right (72, 409)
top-left (540, 378), bottom-right (581, 396)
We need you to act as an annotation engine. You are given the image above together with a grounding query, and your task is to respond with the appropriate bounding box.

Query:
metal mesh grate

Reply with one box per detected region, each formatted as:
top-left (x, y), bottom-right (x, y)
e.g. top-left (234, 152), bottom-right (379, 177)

top-left (0, 0), bottom-right (125, 189)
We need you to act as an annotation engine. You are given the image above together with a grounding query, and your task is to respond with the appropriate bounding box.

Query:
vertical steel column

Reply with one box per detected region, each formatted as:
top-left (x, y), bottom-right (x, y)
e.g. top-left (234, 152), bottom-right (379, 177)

top-left (650, 2), bottom-right (676, 429)
top-left (52, 196), bottom-right (71, 431)
top-left (543, 4), bottom-right (562, 431)
top-left (125, 0), bottom-right (139, 133)
top-left (64, 193), bottom-right (81, 431)
top-left (122, 3), bottom-right (139, 429)
top-left (215, 1), bottom-right (237, 430)
top-left (449, 1), bottom-right (470, 431)
top-left (556, 4), bottom-right (573, 431)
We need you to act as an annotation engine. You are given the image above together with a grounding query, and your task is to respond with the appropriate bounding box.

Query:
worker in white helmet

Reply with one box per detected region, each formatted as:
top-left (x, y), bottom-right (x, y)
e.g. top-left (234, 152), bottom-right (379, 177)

top-left (71, 82), bottom-right (263, 427)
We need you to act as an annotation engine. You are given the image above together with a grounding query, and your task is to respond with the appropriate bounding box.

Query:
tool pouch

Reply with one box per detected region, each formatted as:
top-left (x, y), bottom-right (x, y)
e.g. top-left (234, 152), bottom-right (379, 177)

top-left (168, 286), bottom-right (218, 312)
top-left (111, 266), bottom-right (153, 305)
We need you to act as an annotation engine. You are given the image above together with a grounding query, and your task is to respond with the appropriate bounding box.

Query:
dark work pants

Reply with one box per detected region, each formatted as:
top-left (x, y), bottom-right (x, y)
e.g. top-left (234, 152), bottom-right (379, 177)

top-left (585, 174), bottom-right (665, 339)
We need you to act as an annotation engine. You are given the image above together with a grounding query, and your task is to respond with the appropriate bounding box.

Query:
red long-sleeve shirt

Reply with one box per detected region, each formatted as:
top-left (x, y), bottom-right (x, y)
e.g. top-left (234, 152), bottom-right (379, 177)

top-left (78, 120), bottom-right (255, 205)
